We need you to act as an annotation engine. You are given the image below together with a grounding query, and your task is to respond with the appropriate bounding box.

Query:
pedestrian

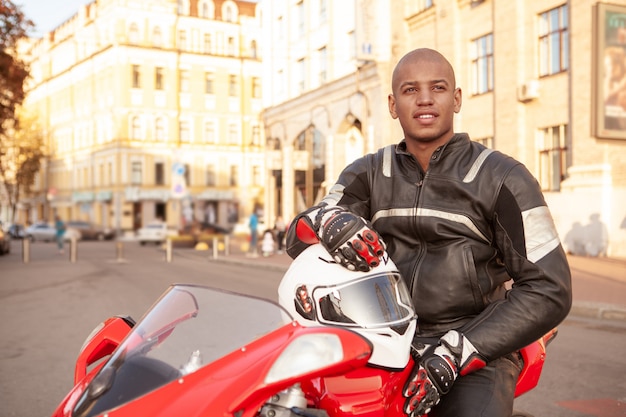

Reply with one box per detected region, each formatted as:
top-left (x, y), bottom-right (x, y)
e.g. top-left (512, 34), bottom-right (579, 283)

top-left (274, 216), bottom-right (286, 254)
top-left (247, 210), bottom-right (259, 257)
top-left (54, 215), bottom-right (66, 254)
top-left (285, 48), bottom-right (572, 417)
top-left (261, 229), bottom-right (275, 257)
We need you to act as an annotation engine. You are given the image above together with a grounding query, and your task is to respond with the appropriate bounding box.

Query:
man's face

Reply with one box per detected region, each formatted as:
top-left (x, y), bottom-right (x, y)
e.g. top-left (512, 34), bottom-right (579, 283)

top-left (388, 54), bottom-right (461, 146)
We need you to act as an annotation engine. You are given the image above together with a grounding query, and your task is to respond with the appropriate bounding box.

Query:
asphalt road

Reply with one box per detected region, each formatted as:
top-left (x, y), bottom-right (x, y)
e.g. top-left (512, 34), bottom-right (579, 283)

top-left (0, 239), bottom-right (625, 417)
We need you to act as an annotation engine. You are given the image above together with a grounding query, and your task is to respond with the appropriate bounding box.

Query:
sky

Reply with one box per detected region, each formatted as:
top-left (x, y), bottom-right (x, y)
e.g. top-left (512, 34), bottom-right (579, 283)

top-left (17, 0), bottom-right (93, 38)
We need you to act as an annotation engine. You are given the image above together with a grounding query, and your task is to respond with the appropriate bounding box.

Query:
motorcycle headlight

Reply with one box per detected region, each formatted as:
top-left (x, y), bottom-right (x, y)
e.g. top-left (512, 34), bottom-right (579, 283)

top-left (264, 333), bottom-right (343, 383)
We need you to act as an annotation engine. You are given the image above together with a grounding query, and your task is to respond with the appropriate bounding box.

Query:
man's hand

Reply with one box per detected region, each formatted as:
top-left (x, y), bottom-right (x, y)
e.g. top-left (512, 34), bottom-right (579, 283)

top-left (403, 331), bottom-right (486, 416)
top-left (294, 205), bottom-right (385, 271)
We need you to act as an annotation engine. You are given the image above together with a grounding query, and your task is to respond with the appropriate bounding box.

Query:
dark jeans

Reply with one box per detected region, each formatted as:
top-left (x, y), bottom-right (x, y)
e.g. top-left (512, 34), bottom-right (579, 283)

top-left (429, 352), bottom-right (522, 417)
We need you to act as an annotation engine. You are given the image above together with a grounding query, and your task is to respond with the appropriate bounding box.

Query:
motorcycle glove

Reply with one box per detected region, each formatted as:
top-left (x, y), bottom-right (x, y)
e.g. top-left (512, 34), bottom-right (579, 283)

top-left (294, 204), bottom-right (385, 272)
top-left (403, 330), bottom-right (487, 417)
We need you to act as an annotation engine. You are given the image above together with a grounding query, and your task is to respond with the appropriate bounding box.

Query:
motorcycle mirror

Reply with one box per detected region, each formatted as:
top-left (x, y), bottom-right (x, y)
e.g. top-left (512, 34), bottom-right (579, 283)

top-left (74, 316), bottom-right (135, 385)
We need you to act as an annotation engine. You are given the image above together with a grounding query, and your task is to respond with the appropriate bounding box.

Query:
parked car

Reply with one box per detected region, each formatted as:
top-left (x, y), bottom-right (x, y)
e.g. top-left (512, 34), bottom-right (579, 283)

top-left (24, 222), bottom-right (80, 242)
top-left (7, 223), bottom-right (26, 239)
top-left (136, 221), bottom-right (178, 245)
top-left (0, 222), bottom-right (10, 255)
top-left (65, 221), bottom-right (115, 241)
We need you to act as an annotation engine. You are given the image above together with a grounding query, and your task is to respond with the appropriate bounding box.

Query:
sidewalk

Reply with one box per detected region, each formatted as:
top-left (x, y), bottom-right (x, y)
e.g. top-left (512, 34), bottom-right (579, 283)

top-left (195, 238), bottom-right (626, 324)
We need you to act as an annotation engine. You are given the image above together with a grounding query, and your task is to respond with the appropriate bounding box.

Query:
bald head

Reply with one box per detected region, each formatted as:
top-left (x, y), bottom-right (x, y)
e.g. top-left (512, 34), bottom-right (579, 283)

top-left (391, 48), bottom-right (456, 93)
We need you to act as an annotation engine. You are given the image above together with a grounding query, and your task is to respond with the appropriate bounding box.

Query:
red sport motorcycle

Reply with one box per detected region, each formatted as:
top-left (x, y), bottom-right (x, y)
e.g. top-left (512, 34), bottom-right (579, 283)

top-left (52, 244), bottom-right (555, 417)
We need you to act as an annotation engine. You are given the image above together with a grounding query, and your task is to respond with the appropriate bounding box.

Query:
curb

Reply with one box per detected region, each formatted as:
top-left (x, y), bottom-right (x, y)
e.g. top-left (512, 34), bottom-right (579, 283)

top-left (568, 301), bottom-right (626, 323)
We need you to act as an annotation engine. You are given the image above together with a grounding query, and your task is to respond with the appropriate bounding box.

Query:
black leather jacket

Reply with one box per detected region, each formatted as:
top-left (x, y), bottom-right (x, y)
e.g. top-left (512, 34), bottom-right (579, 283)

top-left (287, 133), bottom-right (572, 362)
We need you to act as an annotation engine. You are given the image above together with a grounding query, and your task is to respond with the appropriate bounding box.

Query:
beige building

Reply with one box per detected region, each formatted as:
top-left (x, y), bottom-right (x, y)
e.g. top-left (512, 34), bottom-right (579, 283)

top-left (20, 0), bottom-right (263, 234)
top-left (261, 0), bottom-right (626, 258)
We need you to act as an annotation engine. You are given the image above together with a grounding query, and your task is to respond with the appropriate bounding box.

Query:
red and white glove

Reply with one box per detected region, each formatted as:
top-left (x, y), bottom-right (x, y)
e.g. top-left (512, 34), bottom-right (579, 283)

top-left (294, 205), bottom-right (385, 272)
top-left (403, 330), bottom-right (487, 416)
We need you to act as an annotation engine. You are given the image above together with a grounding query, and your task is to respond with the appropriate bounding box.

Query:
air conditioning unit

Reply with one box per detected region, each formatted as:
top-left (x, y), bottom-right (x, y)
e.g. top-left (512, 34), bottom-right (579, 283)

top-left (517, 80), bottom-right (540, 102)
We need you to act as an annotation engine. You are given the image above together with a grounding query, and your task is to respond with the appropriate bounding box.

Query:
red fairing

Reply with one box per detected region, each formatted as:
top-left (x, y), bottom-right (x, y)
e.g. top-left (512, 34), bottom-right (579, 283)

top-left (302, 362), bottom-right (414, 416)
top-left (514, 329), bottom-right (556, 397)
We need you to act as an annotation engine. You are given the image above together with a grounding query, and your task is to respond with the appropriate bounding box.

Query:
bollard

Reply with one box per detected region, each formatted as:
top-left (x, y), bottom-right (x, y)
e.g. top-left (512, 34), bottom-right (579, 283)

top-left (69, 237), bottom-right (77, 263)
top-left (22, 238), bottom-right (30, 264)
top-left (166, 238), bottom-right (172, 262)
top-left (225, 235), bottom-right (230, 256)
top-left (116, 241), bottom-right (124, 262)
top-left (212, 236), bottom-right (218, 259)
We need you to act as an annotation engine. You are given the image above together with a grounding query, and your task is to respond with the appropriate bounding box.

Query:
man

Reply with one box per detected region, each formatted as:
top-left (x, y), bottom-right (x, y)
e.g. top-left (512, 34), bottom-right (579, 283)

top-left (286, 48), bottom-right (572, 416)
top-left (54, 215), bottom-right (66, 254)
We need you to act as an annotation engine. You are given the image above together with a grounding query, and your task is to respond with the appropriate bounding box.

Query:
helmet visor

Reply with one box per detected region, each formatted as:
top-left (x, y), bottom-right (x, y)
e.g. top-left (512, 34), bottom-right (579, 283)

top-left (312, 272), bottom-right (415, 328)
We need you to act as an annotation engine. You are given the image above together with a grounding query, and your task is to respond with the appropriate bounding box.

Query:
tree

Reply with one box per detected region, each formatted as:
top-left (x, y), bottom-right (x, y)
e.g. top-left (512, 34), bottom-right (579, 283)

top-left (0, 0), bottom-right (33, 138)
top-left (1, 112), bottom-right (44, 222)
top-left (0, 0), bottom-right (37, 222)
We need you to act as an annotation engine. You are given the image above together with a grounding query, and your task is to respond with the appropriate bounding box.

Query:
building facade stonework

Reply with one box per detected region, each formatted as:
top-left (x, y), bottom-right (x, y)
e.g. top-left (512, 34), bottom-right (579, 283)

top-left (261, 0), bottom-right (626, 258)
top-left (20, 0), bottom-right (264, 234)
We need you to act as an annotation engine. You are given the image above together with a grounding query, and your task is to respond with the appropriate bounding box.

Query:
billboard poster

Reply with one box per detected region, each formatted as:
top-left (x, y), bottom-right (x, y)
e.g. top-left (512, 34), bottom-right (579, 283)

top-left (593, 3), bottom-right (626, 139)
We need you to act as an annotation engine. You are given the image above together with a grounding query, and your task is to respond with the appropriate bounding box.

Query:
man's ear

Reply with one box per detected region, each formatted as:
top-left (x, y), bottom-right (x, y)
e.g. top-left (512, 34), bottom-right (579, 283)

top-left (454, 87), bottom-right (462, 113)
top-left (388, 93), bottom-right (398, 119)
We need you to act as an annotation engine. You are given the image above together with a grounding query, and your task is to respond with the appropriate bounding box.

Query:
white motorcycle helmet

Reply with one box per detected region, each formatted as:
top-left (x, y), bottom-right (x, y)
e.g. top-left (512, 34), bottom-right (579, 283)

top-left (278, 244), bottom-right (417, 369)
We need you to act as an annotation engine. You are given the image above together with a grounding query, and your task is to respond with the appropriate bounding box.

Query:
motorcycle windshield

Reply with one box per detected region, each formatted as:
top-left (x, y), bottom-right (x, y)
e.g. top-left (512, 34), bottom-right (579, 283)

top-left (72, 285), bottom-right (291, 417)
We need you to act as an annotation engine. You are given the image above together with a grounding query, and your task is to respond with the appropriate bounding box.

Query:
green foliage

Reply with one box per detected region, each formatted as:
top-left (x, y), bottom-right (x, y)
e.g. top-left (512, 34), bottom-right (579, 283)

top-left (0, 0), bottom-right (37, 221)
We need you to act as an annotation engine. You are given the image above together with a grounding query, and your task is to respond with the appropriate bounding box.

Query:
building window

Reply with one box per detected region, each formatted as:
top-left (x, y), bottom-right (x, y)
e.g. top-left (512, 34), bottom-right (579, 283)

top-left (296, 1), bottom-right (305, 37)
top-left (131, 116), bottom-right (141, 139)
top-left (155, 162), bottom-right (165, 185)
top-left (229, 74), bottom-right (238, 96)
top-left (538, 124), bottom-right (568, 191)
top-left (229, 165), bottom-right (238, 186)
top-left (319, 0), bottom-right (327, 24)
top-left (277, 16), bottom-right (284, 39)
top-left (251, 125), bottom-right (260, 145)
top-left (205, 164), bottom-right (216, 186)
top-left (129, 23), bottom-right (139, 44)
top-left (539, 5), bottom-right (569, 77)
top-left (204, 72), bottom-right (214, 94)
top-left (250, 40), bottom-right (258, 58)
top-left (227, 36), bottom-right (235, 56)
top-left (297, 58), bottom-right (306, 93)
top-left (108, 162), bottom-right (113, 185)
top-left (201, 1), bottom-right (210, 18)
top-left (348, 30), bottom-right (356, 60)
top-left (318, 46), bottom-right (327, 84)
top-left (471, 34), bottom-right (493, 95)
top-left (252, 77), bottom-right (261, 98)
top-left (228, 123), bottom-right (239, 145)
top-left (203, 33), bottom-right (212, 53)
top-left (180, 120), bottom-right (190, 142)
top-left (155, 117), bottom-right (165, 141)
top-left (155, 67), bottom-right (164, 90)
top-left (178, 30), bottom-right (187, 50)
top-left (252, 165), bottom-right (261, 186)
top-left (180, 70), bottom-right (190, 92)
top-left (152, 27), bottom-right (162, 47)
top-left (132, 65), bottom-right (141, 88)
top-left (131, 161), bottom-right (142, 185)
top-left (224, 4), bottom-right (234, 22)
top-left (204, 121), bottom-right (215, 143)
